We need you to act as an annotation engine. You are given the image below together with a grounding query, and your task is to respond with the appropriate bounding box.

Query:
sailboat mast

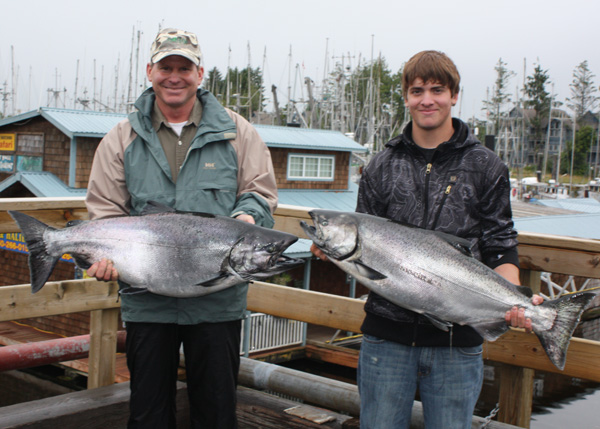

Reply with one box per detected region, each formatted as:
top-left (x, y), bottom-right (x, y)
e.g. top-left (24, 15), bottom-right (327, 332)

top-left (74, 59), bottom-right (80, 109)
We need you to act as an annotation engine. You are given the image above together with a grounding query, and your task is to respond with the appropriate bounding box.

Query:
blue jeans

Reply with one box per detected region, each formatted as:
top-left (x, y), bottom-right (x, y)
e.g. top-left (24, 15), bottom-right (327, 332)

top-left (357, 335), bottom-right (483, 429)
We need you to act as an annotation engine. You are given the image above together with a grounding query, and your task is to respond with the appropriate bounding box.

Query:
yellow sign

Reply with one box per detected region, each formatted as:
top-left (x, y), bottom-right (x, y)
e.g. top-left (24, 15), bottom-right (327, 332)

top-left (0, 134), bottom-right (16, 151)
top-left (0, 233), bottom-right (74, 263)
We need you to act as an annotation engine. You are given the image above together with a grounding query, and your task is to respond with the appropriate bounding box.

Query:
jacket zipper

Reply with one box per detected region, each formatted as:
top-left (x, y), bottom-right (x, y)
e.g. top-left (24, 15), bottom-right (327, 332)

top-left (420, 162), bottom-right (433, 229)
top-left (431, 179), bottom-right (456, 230)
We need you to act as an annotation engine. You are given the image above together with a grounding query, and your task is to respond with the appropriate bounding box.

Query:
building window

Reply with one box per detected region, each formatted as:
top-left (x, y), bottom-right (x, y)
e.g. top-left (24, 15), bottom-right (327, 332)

top-left (17, 156), bottom-right (43, 172)
top-left (287, 154), bottom-right (335, 180)
top-left (18, 134), bottom-right (44, 155)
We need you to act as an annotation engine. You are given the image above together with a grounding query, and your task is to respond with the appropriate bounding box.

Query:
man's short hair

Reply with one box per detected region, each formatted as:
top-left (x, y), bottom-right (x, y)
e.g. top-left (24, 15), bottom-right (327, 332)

top-left (402, 51), bottom-right (460, 98)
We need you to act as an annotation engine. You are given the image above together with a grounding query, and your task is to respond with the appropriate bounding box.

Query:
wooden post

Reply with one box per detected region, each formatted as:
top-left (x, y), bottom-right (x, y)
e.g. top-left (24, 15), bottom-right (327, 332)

top-left (87, 308), bottom-right (120, 389)
top-left (497, 269), bottom-right (540, 428)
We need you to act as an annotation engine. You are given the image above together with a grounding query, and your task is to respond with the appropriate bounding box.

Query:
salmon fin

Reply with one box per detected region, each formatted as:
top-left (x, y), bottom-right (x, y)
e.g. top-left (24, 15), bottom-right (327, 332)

top-left (351, 261), bottom-right (387, 280)
top-left (8, 211), bottom-right (59, 293)
top-left (120, 287), bottom-right (149, 295)
top-left (424, 313), bottom-right (453, 331)
top-left (196, 273), bottom-right (233, 287)
top-left (515, 285), bottom-right (534, 298)
top-left (72, 255), bottom-right (92, 270)
top-left (470, 321), bottom-right (509, 342)
top-left (141, 201), bottom-right (216, 219)
top-left (535, 292), bottom-right (596, 370)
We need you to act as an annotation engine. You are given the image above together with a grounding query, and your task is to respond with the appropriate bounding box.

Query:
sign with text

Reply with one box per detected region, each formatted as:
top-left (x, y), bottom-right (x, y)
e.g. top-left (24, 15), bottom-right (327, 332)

top-left (0, 154), bottom-right (14, 172)
top-left (0, 232), bottom-right (74, 263)
top-left (0, 134), bottom-right (16, 151)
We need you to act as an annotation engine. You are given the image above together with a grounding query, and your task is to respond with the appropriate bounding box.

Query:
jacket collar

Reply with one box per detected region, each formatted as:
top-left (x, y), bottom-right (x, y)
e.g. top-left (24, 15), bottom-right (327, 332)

top-left (129, 88), bottom-right (237, 142)
top-left (386, 118), bottom-right (477, 154)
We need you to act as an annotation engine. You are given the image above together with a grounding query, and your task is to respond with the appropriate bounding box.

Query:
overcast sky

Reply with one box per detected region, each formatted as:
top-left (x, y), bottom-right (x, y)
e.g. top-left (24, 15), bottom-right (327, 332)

top-left (1, 0), bottom-right (598, 123)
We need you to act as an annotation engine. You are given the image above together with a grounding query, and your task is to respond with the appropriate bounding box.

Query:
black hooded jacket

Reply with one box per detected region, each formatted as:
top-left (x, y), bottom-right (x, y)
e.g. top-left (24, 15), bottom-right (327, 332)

top-left (356, 118), bottom-right (519, 347)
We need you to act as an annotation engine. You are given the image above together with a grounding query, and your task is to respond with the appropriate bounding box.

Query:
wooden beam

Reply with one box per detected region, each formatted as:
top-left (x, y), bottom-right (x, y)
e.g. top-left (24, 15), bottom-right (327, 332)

top-left (0, 381), bottom-right (189, 428)
top-left (519, 244), bottom-right (600, 278)
top-left (87, 308), bottom-right (120, 389)
top-left (497, 364), bottom-right (534, 428)
top-left (0, 281), bottom-right (120, 322)
top-left (305, 341), bottom-right (360, 369)
top-left (0, 197), bottom-right (87, 211)
top-left (0, 197), bottom-right (88, 233)
top-left (496, 270), bottom-right (539, 428)
top-left (517, 231), bottom-right (600, 253)
top-left (247, 281), bottom-right (365, 333)
top-left (484, 331), bottom-right (600, 382)
top-left (273, 204), bottom-right (313, 239)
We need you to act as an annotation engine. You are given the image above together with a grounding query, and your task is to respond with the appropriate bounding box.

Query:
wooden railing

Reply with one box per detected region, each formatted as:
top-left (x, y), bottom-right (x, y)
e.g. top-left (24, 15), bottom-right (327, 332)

top-left (1, 197), bottom-right (600, 428)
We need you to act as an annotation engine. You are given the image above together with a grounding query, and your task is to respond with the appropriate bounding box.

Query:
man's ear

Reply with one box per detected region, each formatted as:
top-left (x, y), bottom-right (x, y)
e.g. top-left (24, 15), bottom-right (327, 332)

top-left (197, 66), bottom-right (205, 86)
top-left (146, 63), bottom-right (153, 82)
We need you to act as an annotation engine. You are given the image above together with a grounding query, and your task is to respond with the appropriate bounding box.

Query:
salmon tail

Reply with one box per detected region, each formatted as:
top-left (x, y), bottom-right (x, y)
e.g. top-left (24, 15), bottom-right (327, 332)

top-left (8, 211), bottom-right (59, 293)
top-left (536, 292), bottom-right (596, 370)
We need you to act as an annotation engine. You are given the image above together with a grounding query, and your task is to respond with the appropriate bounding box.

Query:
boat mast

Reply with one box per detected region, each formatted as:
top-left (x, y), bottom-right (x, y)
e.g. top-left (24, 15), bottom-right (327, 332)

top-left (74, 59), bottom-right (80, 109)
top-left (542, 84), bottom-right (554, 181)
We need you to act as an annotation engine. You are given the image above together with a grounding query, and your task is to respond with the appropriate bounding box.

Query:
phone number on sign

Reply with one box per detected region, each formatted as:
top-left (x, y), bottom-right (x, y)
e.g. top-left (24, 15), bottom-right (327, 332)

top-left (0, 238), bottom-right (74, 263)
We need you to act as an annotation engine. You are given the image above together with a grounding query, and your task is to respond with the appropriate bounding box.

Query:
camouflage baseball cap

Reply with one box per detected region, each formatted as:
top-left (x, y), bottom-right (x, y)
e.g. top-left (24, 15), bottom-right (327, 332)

top-left (150, 28), bottom-right (202, 66)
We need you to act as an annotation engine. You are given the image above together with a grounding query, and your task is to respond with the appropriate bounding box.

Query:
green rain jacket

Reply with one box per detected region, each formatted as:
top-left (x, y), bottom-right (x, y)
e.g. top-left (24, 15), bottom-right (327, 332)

top-left (86, 88), bottom-right (278, 324)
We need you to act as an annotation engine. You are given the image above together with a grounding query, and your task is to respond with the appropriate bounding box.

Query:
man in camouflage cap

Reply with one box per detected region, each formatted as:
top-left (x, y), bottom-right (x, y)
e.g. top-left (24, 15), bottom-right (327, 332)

top-left (86, 27), bottom-right (277, 428)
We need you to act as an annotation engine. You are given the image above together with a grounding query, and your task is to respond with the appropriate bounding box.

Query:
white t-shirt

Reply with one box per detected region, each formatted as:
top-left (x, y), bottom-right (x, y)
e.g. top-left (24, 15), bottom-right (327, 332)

top-left (169, 121), bottom-right (187, 136)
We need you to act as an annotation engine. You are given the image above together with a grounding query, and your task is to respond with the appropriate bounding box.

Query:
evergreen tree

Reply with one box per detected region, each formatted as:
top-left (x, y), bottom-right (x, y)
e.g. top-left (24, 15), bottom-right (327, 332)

top-left (339, 57), bottom-right (404, 146)
top-left (203, 67), bottom-right (224, 97)
top-left (560, 125), bottom-right (596, 176)
top-left (566, 60), bottom-right (599, 119)
top-left (523, 64), bottom-right (551, 161)
top-left (202, 66), bottom-right (264, 121)
top-left (483, 58), bottom-right (516, 134)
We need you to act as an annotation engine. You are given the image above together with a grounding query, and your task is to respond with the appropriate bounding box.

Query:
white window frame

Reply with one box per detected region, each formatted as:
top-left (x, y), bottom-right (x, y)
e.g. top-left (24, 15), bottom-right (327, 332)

top-left (287, 154), bottom-right (335, 181)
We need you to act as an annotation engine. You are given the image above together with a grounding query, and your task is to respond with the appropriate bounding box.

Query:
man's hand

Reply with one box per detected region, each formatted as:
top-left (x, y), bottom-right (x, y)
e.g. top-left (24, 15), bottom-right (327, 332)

top-left (87, 258), bottom-right (119, 282)
top-left (235, 214), bottom-right (255, 224)
top-left (494, 263), bottom-right (543, 334)
top-left (505, 294), bottom-right (544, 333)
top-left (310, 243), bottom-right (328, 261)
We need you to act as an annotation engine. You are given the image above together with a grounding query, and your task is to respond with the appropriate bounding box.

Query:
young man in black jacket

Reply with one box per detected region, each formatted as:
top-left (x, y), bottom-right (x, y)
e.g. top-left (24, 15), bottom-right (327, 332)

top-left (312, 50), bottom-right (540, 428)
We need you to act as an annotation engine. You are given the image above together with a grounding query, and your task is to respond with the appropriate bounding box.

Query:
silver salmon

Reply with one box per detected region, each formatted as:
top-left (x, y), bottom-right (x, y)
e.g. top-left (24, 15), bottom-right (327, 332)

top-left (9, 206), bottom-right (303, 298)
top-left (300, 209), bottom-right (594, 370)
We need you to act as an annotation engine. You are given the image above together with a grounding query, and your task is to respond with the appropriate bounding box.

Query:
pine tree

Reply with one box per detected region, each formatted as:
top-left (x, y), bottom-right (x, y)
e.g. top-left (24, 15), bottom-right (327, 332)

top-left (566, 60), bottom-right (599, 119)
top-left (483, 58), bottom-right (516, 134)
top-left (523, 64), bottom-right (551, 159)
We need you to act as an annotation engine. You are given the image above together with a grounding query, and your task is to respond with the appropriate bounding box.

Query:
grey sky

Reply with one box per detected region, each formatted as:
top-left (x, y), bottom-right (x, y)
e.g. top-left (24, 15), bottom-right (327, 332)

top-left (1, 0), bottom-right (598, 122)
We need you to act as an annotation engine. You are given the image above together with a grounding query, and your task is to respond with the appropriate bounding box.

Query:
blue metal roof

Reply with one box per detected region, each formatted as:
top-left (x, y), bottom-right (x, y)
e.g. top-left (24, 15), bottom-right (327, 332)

top-left (514, 213), bottom-right (600, 240)
top-left (532, 198), bottom-right (600, 214)
top-left (283, 238), bottom-right (313, 258)
top-left (40, 108), bottom-right (126, 138)
top-left (253, 124), bottom-right (367, 152)
top-left (278, 182), bottom-right (359, 212)
top-left (0, 171), bottom-right (87, 197)
top-left (0, 108), bottom-right (126, 139)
